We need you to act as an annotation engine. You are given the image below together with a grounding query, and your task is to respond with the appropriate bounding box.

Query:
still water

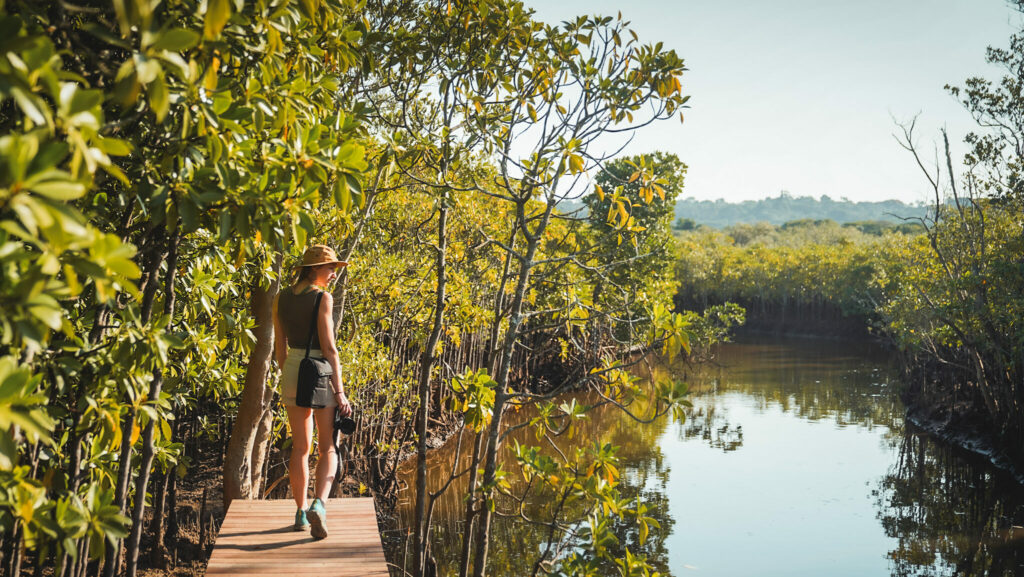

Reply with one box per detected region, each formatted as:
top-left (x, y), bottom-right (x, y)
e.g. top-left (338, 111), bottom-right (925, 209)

top-left (394, 336), bottom-right (1024, 576)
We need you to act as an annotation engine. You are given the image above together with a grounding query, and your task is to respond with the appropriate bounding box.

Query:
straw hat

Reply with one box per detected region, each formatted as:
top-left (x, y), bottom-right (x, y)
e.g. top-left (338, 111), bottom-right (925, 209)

top-left (300, 244), bottom-right (348, 268)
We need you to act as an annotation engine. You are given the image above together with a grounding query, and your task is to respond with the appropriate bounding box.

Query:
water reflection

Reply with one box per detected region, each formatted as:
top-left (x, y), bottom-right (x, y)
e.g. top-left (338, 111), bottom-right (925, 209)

top-left (680, 403), bottom-right (744, 452)
top-left (878, 431), bottom-right (1024, 576)
top-left (390, 394), bottom-right (677, 576)
top-left (692, 337), bottom-right (904, 432)
top-left (390, 336), bottom-right (1024, 576)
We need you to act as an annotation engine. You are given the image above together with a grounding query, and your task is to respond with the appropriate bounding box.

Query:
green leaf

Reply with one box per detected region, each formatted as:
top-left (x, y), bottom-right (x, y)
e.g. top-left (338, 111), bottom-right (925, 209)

top-left (29, 141), bottom-right (70, 173)
top-left (10, 88), bottom-right (48, 126)
top-left (97, 138), bottom-right (133, 156)
top-left (135, 57), bottom-right (161, 84)
top-left (82, 22), bottom-right (130, 49)
top-left (178, 197), bottom-right (199, 233)
top-left (159, 418), bottom-right (172, 442)
top-left (333, 174), bottom-right (351, 212)
top-left (217, 210), bottom-right (232, 242)
top-left (151, 28), bottom-right (200, 52)
top-left (25, 171), bottom-right (87, 201)
top-left (336, 142), bottom-right (363, 165)
top-left (59, 84), bottom-right (102, 117)
top-left (345, 173), bottom-right (363, 205)
top-left (149, 71), bottom-right (169, 122)
top-left (0, 357), bottom-right (54, 446)
top-left (28, 297), bottom-right (63, 331)
top-left (0, 431), bottom-right (16, 470)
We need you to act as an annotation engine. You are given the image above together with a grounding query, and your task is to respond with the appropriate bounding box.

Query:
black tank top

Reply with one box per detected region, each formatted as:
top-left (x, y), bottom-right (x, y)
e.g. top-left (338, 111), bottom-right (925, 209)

top-left (278, 286), bottom-right (323, 350)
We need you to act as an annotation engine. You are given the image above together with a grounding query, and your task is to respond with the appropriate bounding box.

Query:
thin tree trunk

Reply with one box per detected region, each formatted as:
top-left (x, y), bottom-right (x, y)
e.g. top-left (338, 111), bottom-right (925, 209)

top-left (62, 305), bottom-right (109, 555)
top-left (149, 469), bottom-right (169, 567)
top-left (224, 252), bottom-right (283, 508)
top-left (415, 193), bottom-right (449, 577)
top-left (334, 187), bottom-right (380, 329)
top-left (125, 229), bottom-right (180, 577)
top-left (199, 487), bottom-right (209, 553)
top-left (250, 396), bottom-right (276, 497)
top-left (103, 410), bottom-right (134, 577)
top-left (472, 201), bottom-right (551, 577)
top-left (167, 456), bottom-right (179, 566)
top-left (486, 228), bottom-right (517, 372)
top-left (74, 536), bottom-right (90, 577)
top-left (7, 520), bottom-right (22, 577)
top-left (458, 229), bottom-right (515, 577)
top-left (456, 430), bottom-right (485, 577)
top-left (103, 234), bottom-right (167, 577)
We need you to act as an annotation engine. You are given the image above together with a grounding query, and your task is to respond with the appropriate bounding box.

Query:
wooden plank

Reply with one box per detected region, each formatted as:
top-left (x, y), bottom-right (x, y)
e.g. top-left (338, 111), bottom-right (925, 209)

top-left (204, 498), bottom-right (389, 577)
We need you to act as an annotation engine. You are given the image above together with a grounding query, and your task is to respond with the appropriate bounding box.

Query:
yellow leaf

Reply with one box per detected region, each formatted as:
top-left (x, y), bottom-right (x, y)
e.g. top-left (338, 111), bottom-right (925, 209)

top-left (17, 499), bottom-right (35, 523)
top-left (204, 0), bottom-right (231, 40)
top-left (568, 154), bottom-right (583, 174)
top-left (204, 55), bottom-right (220, 91)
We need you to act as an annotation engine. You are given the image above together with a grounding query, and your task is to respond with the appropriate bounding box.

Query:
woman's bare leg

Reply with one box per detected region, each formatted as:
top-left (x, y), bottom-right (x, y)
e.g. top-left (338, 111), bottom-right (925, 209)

top-left (286, 405), bottom-right (314, 510)
top-left (313, 407), bottom-right (337, 501)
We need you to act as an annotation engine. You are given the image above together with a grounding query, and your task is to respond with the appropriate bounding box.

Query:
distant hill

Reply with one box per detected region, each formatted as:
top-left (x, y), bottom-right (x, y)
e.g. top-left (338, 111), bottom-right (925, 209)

top-left (674, 194), bottom-right (928, 229)
top-left (558, 194), bottom-right (929, 229)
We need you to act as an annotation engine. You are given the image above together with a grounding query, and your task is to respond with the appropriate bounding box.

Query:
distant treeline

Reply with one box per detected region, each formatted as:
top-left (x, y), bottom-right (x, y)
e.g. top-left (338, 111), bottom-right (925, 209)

top-left (560, 194), bottom-right (929, 229)
top-left (674, 194), bottom-right (929, 228)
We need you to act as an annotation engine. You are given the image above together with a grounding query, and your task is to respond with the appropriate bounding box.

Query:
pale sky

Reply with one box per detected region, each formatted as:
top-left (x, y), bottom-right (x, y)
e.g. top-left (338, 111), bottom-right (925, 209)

top-left (524, 0), bottom-right (1023, 203)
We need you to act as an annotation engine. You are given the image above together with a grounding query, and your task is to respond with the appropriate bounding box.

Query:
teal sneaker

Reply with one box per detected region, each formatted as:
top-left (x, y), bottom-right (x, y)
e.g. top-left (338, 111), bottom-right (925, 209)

top-left (307, 498), bottom-right (328, 540)
top-left (293, 508), bottom-right (309, 531)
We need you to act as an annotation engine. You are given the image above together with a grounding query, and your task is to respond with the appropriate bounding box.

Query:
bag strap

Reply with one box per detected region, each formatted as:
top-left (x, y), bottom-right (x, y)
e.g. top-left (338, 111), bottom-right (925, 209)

top-left (334, 424), bottom-right (343, 481)
top-left (303, 291), bottom-right (323, 359)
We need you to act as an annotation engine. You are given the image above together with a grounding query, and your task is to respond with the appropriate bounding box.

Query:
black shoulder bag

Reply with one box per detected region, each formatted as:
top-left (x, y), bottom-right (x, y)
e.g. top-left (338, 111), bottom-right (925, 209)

top-left (295, 291), bottom-right (334, 408)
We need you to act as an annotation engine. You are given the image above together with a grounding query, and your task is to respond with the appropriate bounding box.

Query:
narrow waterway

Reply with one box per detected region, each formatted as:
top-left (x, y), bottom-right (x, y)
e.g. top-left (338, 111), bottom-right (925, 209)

top-left (393, 335), bottom-right (1024, 576)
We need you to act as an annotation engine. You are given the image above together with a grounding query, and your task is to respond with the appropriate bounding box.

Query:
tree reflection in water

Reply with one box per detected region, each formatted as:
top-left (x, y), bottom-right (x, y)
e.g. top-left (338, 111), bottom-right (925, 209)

top-left (391, 336), bottom-right (1024, 576)
top-left (877, 431), bottom-right (1024, 577)
top-left (680, 394), bottom-right (744, 452)
top-left (688, 337), bottom-right (905, 433)
top-left (391, 391), bottom-right (679, 576)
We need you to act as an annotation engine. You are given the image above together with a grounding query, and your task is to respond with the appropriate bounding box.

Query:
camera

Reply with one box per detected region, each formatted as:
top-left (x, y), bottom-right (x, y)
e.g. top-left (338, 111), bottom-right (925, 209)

top-left (334, 407), bottom-right (357, 435)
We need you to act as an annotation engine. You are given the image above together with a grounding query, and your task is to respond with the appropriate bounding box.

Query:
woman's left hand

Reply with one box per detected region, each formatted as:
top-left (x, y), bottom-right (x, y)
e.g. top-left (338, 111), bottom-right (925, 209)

top-left (335, 391), bottom-right (352, 417)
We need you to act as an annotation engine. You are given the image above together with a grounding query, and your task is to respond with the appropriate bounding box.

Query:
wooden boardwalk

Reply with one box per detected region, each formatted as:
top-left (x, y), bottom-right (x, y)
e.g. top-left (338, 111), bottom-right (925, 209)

top-left (205, 498), bottom-right (390, 577)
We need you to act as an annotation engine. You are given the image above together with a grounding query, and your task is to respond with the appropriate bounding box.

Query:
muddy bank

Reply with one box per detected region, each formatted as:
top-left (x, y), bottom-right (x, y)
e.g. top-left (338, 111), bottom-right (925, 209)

top-left (902, 394), bottom-right (1024, 486)
top-left (135, 437), bottom-right (224, 577)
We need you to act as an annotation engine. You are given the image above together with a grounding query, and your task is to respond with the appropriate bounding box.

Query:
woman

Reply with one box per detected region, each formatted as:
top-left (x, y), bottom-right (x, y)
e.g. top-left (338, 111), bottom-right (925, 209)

top-left (272, 244), bottom-right (353, 540)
